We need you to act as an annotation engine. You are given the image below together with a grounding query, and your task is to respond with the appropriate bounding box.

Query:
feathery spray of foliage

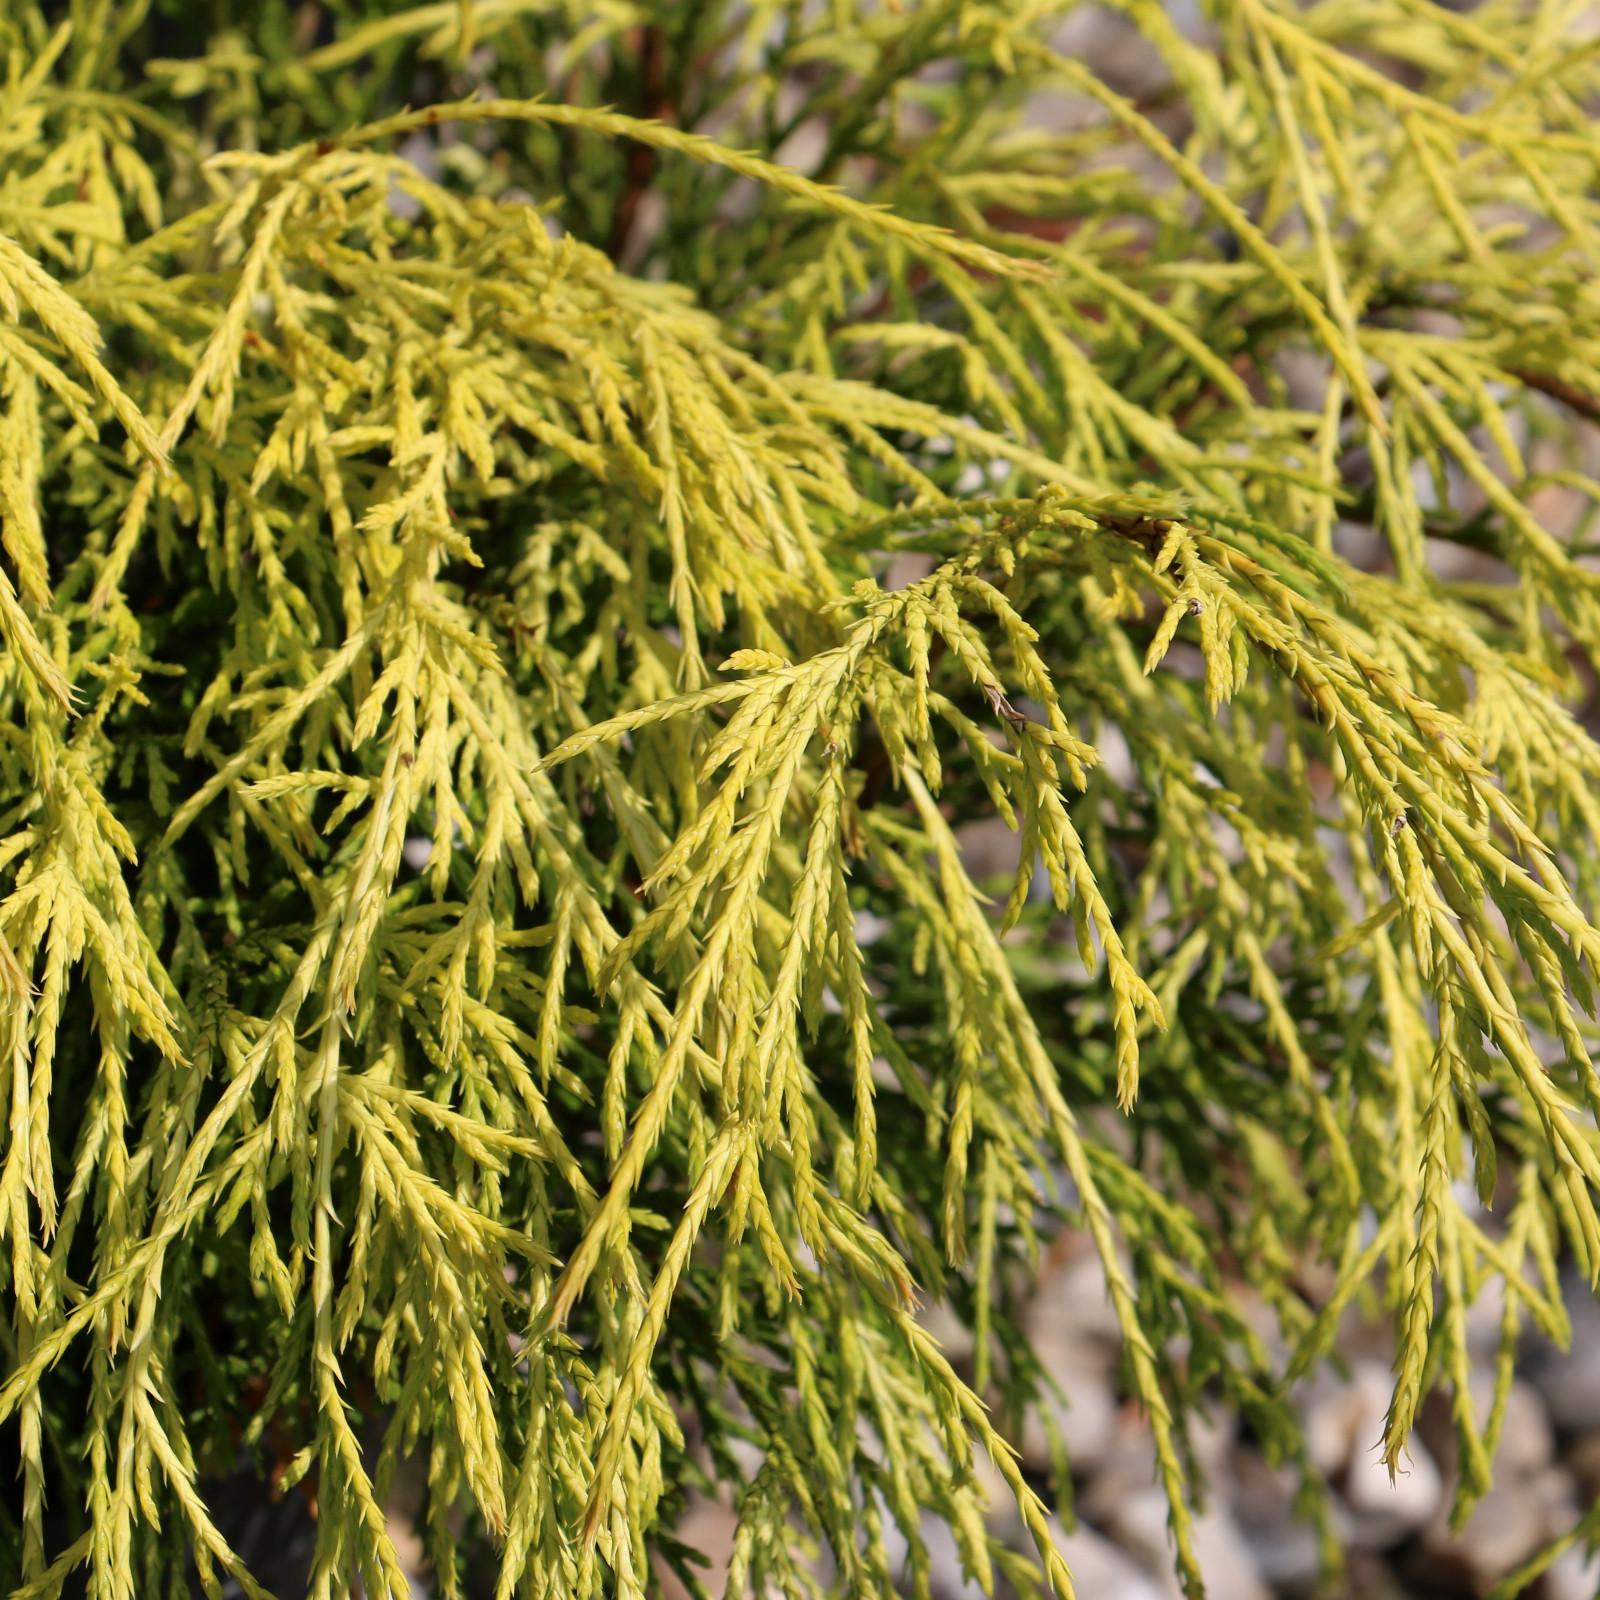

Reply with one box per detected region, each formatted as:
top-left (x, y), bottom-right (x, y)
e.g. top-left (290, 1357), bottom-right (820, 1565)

top-left (3, 1), bottom-right (1600, 1597)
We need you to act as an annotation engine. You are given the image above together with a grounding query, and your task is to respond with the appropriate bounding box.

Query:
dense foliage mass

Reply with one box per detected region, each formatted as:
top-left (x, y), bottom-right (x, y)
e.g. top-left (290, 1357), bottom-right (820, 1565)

top-left (4, 1), bottom-right (1600, 1597)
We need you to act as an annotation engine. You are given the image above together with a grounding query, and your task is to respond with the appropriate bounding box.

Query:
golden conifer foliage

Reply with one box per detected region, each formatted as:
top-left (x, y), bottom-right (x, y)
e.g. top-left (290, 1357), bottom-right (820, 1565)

top-left (3, 3), bottom-right (1600, 1598)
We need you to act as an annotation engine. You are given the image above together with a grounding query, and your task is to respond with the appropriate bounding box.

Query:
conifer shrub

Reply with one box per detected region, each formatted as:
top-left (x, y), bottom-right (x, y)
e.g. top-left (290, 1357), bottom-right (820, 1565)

top-left (4, 2), bottom-right (1600, 1597)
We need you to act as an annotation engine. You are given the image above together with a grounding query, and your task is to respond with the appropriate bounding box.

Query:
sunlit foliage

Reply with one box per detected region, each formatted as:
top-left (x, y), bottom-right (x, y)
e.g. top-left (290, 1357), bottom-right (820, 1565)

top-left (4, 3), bottom-right (1600, 1598)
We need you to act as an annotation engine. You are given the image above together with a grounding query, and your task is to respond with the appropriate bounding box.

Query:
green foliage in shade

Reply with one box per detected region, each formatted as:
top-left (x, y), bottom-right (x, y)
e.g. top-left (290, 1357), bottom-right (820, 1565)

top-left (4, 1), bottom-right (1600, 1597)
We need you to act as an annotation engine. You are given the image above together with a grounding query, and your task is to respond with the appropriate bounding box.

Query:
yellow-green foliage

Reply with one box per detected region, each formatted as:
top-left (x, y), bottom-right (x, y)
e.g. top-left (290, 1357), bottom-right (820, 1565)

top-left (3, 1), bottom-right (1600, 1597)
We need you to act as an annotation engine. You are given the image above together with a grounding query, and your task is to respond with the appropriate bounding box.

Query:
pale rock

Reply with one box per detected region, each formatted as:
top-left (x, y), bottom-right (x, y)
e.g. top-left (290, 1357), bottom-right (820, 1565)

top-left (1076, 1398), bottom-right (1232, 1504)
top-left (383, 1450), bottom-right (433, 1599)
top-left (1485, 1378), bottom-right (1554, 1479)
top-left (1095, 1486), bottom-right (1271, 1600)
top-left (1228, 1449), bottom-right (1321, 1589)
top-left (1018, 1341), bottom-right (1119, 1475)
top-left (919, 1299), bottom-right (976, 1364)
top-left (772, 116), bottom-right (827, 174)
top-left (1528, 1465), bottom-right (1580, 1537)
top-left (915, 1513), bottom-right (987, 1600)
top-left (955, 815), bottom-right (1024, 886)
top-left (1463, 1275), bottom-right (1508, 1361)
top-left (1093, 721), bottom-right (1137, 789)
top-left (1421, 1371), bottom-right (1553, 1482)
top-left (1019, 1247), bottom-right (1125, 1475)
top-left (1341, 1435), bottom-right (1444, 1550)
top-left (1341, 1549), bottom-right (1423, 1600)
top-left (1543, 1539), bottom-right (1600, 1600)
top-left (970, 1448), bottom-right (1025, 1542)
top-left (1228, 1285), bottom-right (1290, 1379)
top-left (1331, 1301), bottom-right (1398, 1365)
top-left (1274, 348), bottom-right (1330, 413)
top-left (1300, 1361), bottom-right (1442, 1548)
top-left (1302, 1365), bottom-right (1375, 1479)
top-left (1091, 1486), bottom-right (1180, 1582)
top-left (384, 1509), bottom-right (432, 1599)
top-left (1183, 1505), bottom-right (1274, 1600)
top-left (880, 1513), bottom-right (998, 1600)
top-left (1534, 1341), bottom-right (1600, 1435)
top-left (1079, 1414), bottom-right (1161, 1528)
top-left (1045, 1516), bottom-right (1167, 1600)
top-left (1565, 1430), bottom-right (1600, 1500)
top-left (655, 1495), bottom-right (740, 1600)
top-left (1026, 1247), bottom-right (1123, 1352)
top-left (1048, 5), bottom-right (1172, 98)
top-left (1187, 1403), bottom-right (1238, 1489)
top-left (1523, 1268), bottom-right (1600, 1433)
top-left (884, 552), bottom-right (938, 592)
top-left (1411, 1468), bottom-right (1581, 1595)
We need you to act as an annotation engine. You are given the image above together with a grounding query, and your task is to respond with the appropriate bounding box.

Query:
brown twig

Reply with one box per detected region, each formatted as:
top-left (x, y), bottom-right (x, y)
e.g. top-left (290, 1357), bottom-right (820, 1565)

top-left (607, 26), bottom-right (670, 263)
top-left (1513, 369), bottom-right (1600, 428)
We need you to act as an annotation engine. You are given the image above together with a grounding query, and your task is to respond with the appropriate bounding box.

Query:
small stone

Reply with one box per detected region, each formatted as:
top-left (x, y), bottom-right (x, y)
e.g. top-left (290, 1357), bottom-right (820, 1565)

top-left (1301, 1362), bottom-right (1442, 1549)
top-left (1019, 1244), bottom-right (1126, 1475)
top-left (1181, 1506), bottom-right (1276, 1600)
top-left (1341, 1548), bottom-right (1423, 1600)
top-left (919, 1298), bottom-right (976, 1364)
top-left (1341, 1437), bottom-right (1444, 1551)
top-left (1463, 1276), bottom-right (1507, 1362)
top-left (1079, 1414), bottom-right (1160, 1528)
top-left (384, 1509), bottom-right (430, 1599)
top-left (970, 1448), bottom-right (1024, 1542)
top-left (1228, 1285), bottom-right (1290, 1379)
top-left (1228, 1448), bottom-right (1321, 1589)
top-left (1188, 1403), bottom-right (1238, 1488)
top-left (880, 1512), bottom-right (998, 1600)
top-left (955, 815), bottom-right (1024, 886)
top-left (1095, 1485), bottom-right (1272, 1600)
top-left (916, 1512), bottom-right (988, 1600)
top-left (1018, 1341), bottom-right (1119, 1475)
top-left (1026, 1245), bottom-right (1124, 1352)
top-left (1089, 1486), bottom-right (1176, 1580)
top-left (1048, 6), bottom-right (1172, 98)
top-left (655, 1495), bottom-right (740, 1600)
top-left (1543, 1539), bottom-right (1600, 1600)
top-left (1302, 1365), bottom-right (1375, 1478)
top-left (1487, 1379), bottom-right (1554, 1479)
top-left (1045, 1516), bottom-right (1168, 1600)
top-left (1409, 1468), bottom-right (1582, 1595)
top-left (1522, 1268), bottom-right (1600, 1433)
top-left (1418, 1373), bottom-right (1553, 1486)
top-left (1565, 1430), bottom-right (1600, 1500)
top-left (884, 553), bottom-right (937, 592)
